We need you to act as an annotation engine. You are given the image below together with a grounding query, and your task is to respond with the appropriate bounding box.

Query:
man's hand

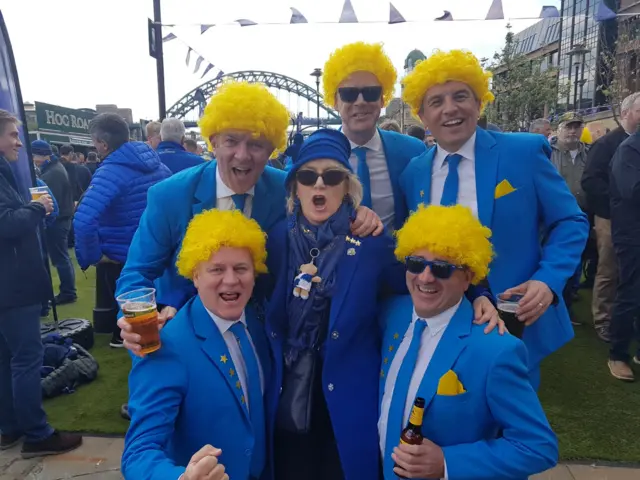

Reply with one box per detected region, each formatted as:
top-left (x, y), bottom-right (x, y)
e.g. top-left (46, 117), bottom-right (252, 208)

top-left (472, 296), bottom-right (506, 335)
top-left (351, 206), bottom-right (383, 237)
top-left (502, 280), bottom-right (554, 326)
top-left (184, 445), bottom-right (228, 480)
top-left (33, 194), bottom-right (53, 214)
top-left (392, 438), bottom-right (445, 479)
top-left (117, 306), bottom-right (175, 357)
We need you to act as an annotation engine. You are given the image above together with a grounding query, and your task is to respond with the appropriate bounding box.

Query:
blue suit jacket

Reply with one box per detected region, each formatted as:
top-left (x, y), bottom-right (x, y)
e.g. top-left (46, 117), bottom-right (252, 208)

top-left (116, 161), bottom-right (287, 309)
top-left (157, 141), bottom-right (204, 174)
top-left (399, 128), bottom-right (589, 367)
top-left (122, 296), bottom-right (273, 480)
top-left (379, 295), bottom-right (558, 480)
top-left (264, 220), bottom-right (406, 480)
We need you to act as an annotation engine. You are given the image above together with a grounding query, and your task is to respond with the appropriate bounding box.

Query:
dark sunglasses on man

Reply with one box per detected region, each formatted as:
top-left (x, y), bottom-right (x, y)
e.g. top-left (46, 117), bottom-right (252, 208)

top-left (337, 86), bottom-right (383, 103)
top-left (296, 169), bottom-right (348, 187)
top-left (405, 256), bottom-right (466, 280)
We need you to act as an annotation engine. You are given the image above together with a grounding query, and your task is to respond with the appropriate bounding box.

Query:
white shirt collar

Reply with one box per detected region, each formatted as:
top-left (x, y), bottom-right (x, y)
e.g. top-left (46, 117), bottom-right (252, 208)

top-left (347, 129), bottom-right (382, 153)
top-left (412, 298), bottom-right (462, 337)
top-left (434, 132), bottom-right (477, 171)
top-left (204, 305), bottom-right (247, 335)
top-left (215, 166), bottom-right (255, 199)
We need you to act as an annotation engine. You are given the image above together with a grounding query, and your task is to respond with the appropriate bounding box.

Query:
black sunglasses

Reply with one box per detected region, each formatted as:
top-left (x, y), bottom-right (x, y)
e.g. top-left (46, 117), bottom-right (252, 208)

top-left (405, 256), bottom-right (465, 280)
top-left (337, 86), bottom-right (383, 103)
top-left (296, 169), bottom-right (348, 187)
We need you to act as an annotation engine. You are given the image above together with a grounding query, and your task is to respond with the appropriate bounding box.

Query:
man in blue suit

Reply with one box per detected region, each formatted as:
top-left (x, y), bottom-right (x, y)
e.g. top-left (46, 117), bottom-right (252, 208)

top-left (122, 208), bottom-right (271, 480)
top-left (156, 118), bottom-right (204, 174)
top-left (323, 42), bottom-right (427, 231)
top-left (399, 50), bottom-right (589, 387)
top-left (379, 205), bottom-right (558, 480)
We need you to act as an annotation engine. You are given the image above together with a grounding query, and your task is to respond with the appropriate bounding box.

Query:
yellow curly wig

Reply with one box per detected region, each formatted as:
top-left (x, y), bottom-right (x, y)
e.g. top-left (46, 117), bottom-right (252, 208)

top-left (402, 49), bottom-right (495, 117)
top-left (323, 42), bottom-right (397, 107)
top-left (176, 209), bottom-right (268, 279)
top-left (394, 205), bottom-right (494, 284)
top-left (198, 81), bottom-right (290, 153)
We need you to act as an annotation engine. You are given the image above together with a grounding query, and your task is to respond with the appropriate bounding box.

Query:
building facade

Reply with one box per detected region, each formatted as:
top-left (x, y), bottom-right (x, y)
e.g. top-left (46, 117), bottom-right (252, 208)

top-left (557, 0), bottom-right (619, 111)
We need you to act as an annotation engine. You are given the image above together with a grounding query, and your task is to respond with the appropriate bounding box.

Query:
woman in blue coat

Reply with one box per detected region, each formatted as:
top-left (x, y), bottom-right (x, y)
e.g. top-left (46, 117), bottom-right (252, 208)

top-left (264, 129), bottom-right (500, 480)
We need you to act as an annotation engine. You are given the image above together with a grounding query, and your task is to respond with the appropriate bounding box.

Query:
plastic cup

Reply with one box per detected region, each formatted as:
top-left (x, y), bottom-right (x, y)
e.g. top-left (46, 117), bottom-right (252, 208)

top-left (116, 288), bottom-right (161, 354)
top-left (497, 293), bottom-right (525, 339)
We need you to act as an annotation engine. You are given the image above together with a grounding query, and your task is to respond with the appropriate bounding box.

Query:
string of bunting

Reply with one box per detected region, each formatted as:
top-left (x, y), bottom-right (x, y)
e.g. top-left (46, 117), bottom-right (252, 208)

top-left (162, 33), bottom-right (225, 80)
top-left (159, 0), bottom-right (623, 29)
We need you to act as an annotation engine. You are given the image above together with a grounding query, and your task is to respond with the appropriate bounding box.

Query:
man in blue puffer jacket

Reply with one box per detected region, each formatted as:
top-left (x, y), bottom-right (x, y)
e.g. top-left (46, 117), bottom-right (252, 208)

top-left (157, 118), bottom-right (204, 174)
top-left (74, 113), bottom-right (171, 347)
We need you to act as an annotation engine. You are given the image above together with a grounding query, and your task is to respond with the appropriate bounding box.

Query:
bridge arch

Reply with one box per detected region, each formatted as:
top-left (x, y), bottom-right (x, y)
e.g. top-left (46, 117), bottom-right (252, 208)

top-left (167, 70), bottom-right (341, 125)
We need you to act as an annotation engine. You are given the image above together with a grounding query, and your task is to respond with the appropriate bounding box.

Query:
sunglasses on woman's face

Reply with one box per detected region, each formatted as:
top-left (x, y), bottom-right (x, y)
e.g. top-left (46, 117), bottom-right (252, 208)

top-left (405, 256), bottom-right (465, 280)
top-left (337, 86), bottom-right (383, 103)
top-left (296, 169), bottom-right (348, 187)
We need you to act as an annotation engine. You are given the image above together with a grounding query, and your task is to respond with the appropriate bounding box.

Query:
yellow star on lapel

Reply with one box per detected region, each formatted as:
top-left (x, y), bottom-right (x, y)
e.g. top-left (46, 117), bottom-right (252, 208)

top-left (380, 370), bottom-right (385, 378)
top-left (220, 355), bottom-right (228, 364)
top-left (241, 395), bottom-right (246, 404)
top-left (420, 190), bottom-right (425, 198)
top-left (236, 380), bottom-right (241, 389)
top-left (229, 368), bottom-right (235, 377)
top-left (383, 357), bottom-right (389, 364)
top-left (355, 240), bottom-right (361, 246)
top-left (389, 345), bottom-right (394, 352)
top-left (393, 332), bottom-right (399, 340)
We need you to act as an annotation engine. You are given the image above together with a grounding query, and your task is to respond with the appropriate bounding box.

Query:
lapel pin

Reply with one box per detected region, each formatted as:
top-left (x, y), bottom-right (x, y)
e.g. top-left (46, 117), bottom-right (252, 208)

top-left (420, 190), bottom-right (425, 198)
top-left (347, 248), bottom-right (356, 256)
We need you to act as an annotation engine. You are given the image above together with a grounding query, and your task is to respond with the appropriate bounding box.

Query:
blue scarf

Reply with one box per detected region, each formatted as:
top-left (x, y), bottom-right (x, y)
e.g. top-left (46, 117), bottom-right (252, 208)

top-left (284, 200), bottom-right (354, 365)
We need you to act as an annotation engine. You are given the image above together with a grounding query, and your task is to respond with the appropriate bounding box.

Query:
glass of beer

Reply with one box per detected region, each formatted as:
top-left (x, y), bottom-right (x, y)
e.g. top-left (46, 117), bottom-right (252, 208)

top-left (497, 293), bottom-right (525, 339)
top-left (116, 288), bottom-right (161, 355)
top-left (29, 186), bottom-right (50, 215)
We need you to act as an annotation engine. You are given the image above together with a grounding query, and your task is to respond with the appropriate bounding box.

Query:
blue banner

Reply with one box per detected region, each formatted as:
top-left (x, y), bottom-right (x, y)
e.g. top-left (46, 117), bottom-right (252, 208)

top-left (0, 10), bottom-right (34, 201)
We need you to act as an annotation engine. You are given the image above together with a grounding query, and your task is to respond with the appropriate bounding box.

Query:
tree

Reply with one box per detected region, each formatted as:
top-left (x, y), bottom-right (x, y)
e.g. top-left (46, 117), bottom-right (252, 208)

top-left (484, 24), bottom-right (567, 131)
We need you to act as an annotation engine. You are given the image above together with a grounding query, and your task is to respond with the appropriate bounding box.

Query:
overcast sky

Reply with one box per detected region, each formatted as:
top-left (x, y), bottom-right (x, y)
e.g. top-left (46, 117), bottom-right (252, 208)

top-left (1, 0), bottom-right (560, 121)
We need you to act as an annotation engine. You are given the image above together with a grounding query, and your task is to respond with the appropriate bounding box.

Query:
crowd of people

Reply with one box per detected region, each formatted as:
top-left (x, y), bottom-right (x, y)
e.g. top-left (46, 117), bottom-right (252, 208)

top-left (1, 39), bottom-right (638, 480)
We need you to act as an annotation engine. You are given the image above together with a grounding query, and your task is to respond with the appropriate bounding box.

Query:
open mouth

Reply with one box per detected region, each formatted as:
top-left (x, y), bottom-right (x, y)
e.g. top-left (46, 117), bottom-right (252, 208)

top-left (220, 292), bottom-right (241, 303)
top-left (232, 167), bottom-right (251, 177)
top-left (353, 112), bottom-right (371, 119)
top-left (443, 119), bottom-right (464, 128)
top-left (417, 284), bottom-right (439, 295)
top-left (312, 195), bottom-right (327, 209)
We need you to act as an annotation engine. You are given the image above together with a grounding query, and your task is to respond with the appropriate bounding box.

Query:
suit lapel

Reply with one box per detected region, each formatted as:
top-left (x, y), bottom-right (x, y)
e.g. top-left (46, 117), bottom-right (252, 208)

top-left (329, 238), bottom-right (362, 331)
top-left (379, 297), bottom-right (414, 408)
top-left (379, 129), bottom-right (404, 227)
top-left (191, 296), bottom-right (251, 421)
top-left (192, 162), bottom-right (218, 217)
top-left (474, 128), bottom-right (499, 228)
top-left (246, 305), bottom-right (271, 391)
top-left (251, 173), bottom-right (270, 228)
top-left (417, 148), bottom-right (436, 208)
top-left (416, 299), bottom-right (473, 410)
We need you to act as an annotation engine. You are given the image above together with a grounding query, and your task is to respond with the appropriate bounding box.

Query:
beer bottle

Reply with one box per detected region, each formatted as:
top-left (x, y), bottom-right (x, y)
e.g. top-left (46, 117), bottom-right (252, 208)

top-left (395, 397), bottom-right (425, 478)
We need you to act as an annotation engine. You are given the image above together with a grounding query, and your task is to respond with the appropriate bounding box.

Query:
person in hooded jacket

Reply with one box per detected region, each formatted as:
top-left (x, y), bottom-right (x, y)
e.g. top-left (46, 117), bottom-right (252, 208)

top-left (74, 113), bottom-right (171, 347)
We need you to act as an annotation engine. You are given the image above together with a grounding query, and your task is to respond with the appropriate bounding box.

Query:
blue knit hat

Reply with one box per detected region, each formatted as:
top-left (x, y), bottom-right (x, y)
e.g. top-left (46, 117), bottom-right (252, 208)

top-left (284, 128), bottom-right (352, 187)
top-left (31, 140), bottom-right (52, 156)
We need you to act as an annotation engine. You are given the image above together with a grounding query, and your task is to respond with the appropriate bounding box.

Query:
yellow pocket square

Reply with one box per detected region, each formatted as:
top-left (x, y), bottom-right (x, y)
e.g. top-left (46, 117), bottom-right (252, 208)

top-left (494, 179), bottom-right (516, 199)
top-left (437, 370), bottom-right (466, 396)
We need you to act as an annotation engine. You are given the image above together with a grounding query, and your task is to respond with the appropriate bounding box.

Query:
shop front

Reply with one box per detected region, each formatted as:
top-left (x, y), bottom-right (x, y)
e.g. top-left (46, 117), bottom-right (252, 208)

top-left (28, 101), bottom-right (96, 152)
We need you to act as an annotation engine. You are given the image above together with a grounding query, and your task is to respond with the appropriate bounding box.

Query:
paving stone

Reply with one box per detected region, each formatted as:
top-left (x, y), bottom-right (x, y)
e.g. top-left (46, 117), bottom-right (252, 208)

top-left (3, 457), bottom-right (39, 476)
top-left (533, 465), bottom-right (576, 480)
top-left (37, 437), bottom-right (122, 479)
top-left (567, 464), bottom-right (640, 480)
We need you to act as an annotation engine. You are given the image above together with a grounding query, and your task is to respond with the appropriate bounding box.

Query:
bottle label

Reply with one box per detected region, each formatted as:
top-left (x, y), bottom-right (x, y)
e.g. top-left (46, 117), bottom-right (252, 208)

top-left (409, 406), bottom-right (424, 426)
top-left (400, 438), bottom-right (409, 445)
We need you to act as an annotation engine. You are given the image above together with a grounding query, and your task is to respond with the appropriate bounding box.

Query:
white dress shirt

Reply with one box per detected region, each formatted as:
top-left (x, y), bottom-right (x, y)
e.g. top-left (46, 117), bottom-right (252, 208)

top-left (215, 168), bottom-right (255, 216)
top-left (430, 133), bottom-right (478, 218)
top-left (348, 130), bottom-right (396, 228)
top-left (378, 299), bottom-right (462, 456)
top-left (204, 308), bottom-right (265, 410)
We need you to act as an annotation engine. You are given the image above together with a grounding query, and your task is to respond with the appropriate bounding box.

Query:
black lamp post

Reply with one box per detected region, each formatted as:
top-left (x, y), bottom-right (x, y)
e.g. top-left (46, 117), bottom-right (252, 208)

top-left (569, 44), bottom-right (589, 110)
top-left (310, 68), bottom-right (322, 129)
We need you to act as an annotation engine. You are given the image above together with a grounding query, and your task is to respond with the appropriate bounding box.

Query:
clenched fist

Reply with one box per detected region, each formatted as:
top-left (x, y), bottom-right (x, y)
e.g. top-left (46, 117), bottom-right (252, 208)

top-left (34, 194), bottom-right (53, 214)
top-left (184, 445), bottom-right (228, 480)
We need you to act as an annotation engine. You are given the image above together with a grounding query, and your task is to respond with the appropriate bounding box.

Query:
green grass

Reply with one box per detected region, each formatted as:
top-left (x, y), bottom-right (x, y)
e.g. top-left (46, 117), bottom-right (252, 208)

top-left (43, 254), bottom-right (640, 460)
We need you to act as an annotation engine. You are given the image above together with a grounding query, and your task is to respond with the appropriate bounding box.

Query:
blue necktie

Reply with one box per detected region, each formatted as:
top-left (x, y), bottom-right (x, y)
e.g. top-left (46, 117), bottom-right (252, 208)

top-left (384, 319), bottom-right (427, 479)
top-left (353, 147), bottom-right (372, 208)
top-left (231, 193), bottom-right (248, 213)
top-left (230, 322), bottom-right (265, 476)
top-left (440, 154), bottom-right (462, 206)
